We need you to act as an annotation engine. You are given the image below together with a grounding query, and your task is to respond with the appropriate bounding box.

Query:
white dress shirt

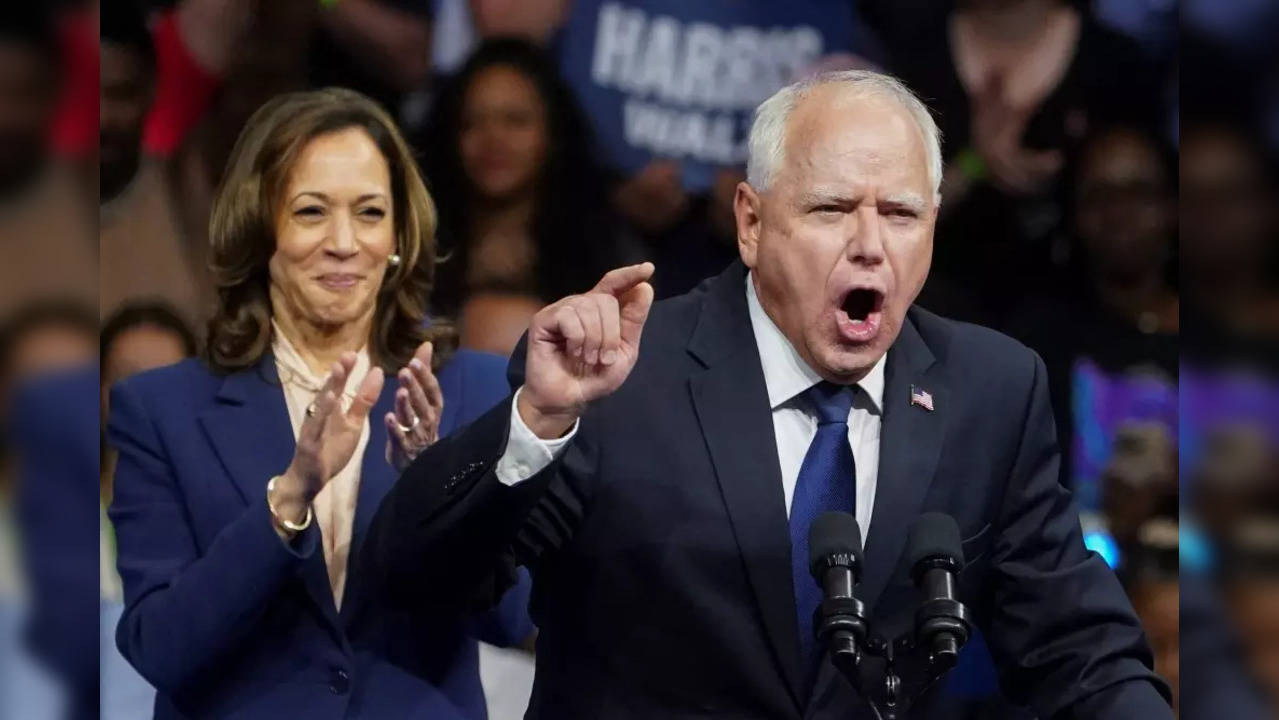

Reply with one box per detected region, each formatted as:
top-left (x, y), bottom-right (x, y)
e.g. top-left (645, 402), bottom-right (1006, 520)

top-left (496, 273), bottom-right (885, 537)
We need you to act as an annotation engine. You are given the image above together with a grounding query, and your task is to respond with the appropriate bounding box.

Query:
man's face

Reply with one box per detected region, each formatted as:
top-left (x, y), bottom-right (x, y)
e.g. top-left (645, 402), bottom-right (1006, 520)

top-left (1181, 128), bottom-right (1275, 282)
top-left (735, 88), bottom-right (935, 382)
top-left (1075, 130), bottom-right (1172, 282)
top-left (0, 40), bottom-right (56, 196)
top-left (99, 41), bottom-right (153, 201)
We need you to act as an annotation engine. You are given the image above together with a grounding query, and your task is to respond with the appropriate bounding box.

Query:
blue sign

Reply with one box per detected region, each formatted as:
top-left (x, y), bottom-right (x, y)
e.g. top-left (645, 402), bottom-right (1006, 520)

top-left (556, 0), bottom-right (857, 192)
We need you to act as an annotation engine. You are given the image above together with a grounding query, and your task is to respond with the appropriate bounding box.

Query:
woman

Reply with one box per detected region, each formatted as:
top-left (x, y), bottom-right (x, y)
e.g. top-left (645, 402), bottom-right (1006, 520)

top-left (107, 87), bottom-right (532, 719)
top-left (421, 38), bottom-right (641, 354)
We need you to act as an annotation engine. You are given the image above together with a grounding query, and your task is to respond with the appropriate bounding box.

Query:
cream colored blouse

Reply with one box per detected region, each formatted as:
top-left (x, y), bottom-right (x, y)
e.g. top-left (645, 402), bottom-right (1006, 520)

top-left (271, 323), bottom-right (371, 610)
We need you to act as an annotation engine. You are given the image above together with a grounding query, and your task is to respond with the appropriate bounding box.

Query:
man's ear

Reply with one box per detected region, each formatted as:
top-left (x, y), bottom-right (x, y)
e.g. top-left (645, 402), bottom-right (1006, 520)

top-left (735, 182), bottom-right (762, 269)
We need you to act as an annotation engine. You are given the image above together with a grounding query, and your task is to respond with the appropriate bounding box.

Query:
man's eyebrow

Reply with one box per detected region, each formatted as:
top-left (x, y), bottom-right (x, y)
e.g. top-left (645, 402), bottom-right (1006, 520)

top-left (796, 189), bottom-right (853, 206)
top-left (882, 192), bottom-right (927, 213)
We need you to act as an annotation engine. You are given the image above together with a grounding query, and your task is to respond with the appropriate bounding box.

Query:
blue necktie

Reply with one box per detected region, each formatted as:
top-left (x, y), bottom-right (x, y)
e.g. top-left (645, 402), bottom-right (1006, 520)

top-left (789, 381), bottom-right (857, 680)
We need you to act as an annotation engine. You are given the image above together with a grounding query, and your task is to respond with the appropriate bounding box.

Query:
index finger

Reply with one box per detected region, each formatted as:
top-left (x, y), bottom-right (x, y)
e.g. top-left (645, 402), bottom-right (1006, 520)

top-left (591, 262), bottom-right (656, 297)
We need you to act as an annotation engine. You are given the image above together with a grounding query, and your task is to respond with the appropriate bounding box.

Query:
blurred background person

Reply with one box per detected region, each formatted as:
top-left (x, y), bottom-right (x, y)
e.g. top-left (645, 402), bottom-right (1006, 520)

top-left (1096, 424), bottom-right (1178, 563)
top-left (1181, 559), bottom-right (1274, 720)
top-left (0, 302), bottom-right (97, 453)
top-left (1222, 517), bottom-right (1279, 716)
top-left (99, 0), bottom-right (254, 327)
top-left (98, 301), bottom-right (197, 720)
top-left (0, 301), bottom-right (97, 617)
top-left (310, 0), bottom-right (434, 133)
top-left (99, 302), bottom-right (198, 447)
top-left (1181, 121), bottom-right (1279, 344)
top-left (0, 5), bottom-right (95, 319)
top-left (870, 0), bottom-right (1164, 325)
top-left (1008, 124), bottom-right (1178, 495)
top-left (1121, 518), bottom-right (1180, 716)
top-left (0, 304), bottom-right (97, 720)
top-left (8, 366), bottom-right (100, 720)
top-left (1190, 426), bottom-right (1279, 558)
top-left (106, 88), bottom-right (532, 719)
top-left (422, 38), bottom-right (641, 355)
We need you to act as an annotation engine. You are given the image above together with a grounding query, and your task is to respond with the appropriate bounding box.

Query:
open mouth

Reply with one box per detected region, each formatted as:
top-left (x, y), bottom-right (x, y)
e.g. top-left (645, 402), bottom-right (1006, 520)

top-left (835, 288), bottom-right (885, 343)
top-left (842, 289), bottom-right (882, 322)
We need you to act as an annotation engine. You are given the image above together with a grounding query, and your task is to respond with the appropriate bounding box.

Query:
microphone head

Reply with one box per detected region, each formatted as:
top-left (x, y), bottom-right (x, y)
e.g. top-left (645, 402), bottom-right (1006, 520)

top-left (809, 511), bottom-right (864, 579)
top-left (907, 512), bottom-right (964, 574)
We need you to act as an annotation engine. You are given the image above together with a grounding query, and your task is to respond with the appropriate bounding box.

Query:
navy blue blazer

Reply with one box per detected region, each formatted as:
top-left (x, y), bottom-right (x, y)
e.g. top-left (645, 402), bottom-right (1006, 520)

top-left (11, 366), bottom-right (100, 720)
top-left (107, 349), bottom-right (533, 720)
top-left (364, 261), bottom-right (1172, 719)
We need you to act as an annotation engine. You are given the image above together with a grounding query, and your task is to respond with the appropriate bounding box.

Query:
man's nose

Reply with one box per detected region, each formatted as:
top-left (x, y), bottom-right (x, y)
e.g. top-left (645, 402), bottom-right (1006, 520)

top-left (846, 205), bottom-right (886, 266)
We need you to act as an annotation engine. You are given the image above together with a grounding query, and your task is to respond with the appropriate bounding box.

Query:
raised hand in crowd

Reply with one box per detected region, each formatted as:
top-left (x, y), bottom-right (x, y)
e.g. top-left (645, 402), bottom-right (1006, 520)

top-left (611, 160), bottom-right (690, 235)
top-left (968, 73), bottom-right (1063, 196)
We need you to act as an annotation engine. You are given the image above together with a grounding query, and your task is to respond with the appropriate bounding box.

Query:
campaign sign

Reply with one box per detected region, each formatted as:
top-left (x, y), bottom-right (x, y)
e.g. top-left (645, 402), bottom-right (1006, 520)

top-left (556, 0), bottom-right (856, 192)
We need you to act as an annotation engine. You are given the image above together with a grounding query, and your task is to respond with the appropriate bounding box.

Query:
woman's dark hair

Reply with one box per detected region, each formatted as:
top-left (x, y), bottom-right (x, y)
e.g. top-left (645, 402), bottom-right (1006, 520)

top-left (206, 87), bottom-right (456, 374)
top-left (101, 301), bottom-right (198, 362)
top-left (421, 37), bottom-right (618, 315)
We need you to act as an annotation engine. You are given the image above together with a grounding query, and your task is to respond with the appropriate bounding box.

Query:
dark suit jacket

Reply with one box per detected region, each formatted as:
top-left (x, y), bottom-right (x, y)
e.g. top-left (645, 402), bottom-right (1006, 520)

top-left (107, 350), bottom-right (533, 720)
top-left (364, 262), bottom-right (1172, 719)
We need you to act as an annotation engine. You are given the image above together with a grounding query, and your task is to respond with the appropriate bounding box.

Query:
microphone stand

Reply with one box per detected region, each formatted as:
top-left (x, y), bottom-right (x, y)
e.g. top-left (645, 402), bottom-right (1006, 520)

top-left (821, 599), bottom-right (972, 719)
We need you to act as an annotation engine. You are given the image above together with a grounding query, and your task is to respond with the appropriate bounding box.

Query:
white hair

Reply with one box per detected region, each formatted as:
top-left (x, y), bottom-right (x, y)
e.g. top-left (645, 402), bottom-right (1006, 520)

top-left (746, 70), bottom-right (944, 204)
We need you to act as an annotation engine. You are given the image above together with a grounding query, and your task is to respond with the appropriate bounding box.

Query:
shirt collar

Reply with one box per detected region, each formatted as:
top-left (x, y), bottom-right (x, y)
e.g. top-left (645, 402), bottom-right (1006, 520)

top-left (270, 319), bottom-right (370, 398)
top-left (745, 272), bottom-right (885, 413)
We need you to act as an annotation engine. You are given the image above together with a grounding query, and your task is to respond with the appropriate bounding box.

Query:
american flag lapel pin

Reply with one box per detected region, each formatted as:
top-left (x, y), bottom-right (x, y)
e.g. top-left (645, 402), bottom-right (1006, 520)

top-left (910, 385), bottom-right (934, 412)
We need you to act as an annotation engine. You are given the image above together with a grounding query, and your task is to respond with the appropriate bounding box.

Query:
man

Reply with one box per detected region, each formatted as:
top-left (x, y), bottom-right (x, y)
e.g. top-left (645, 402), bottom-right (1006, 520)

top-left (1008, 125), bottom-right (1178, 492)
top-left (0, 7), bottom-right (96, 318)
top-left (364, 70), bottom-right (1171, 718)
top-left (99, 2), bottom-right (156, 206)
top-left (98, 0), bottom-right (249, 325)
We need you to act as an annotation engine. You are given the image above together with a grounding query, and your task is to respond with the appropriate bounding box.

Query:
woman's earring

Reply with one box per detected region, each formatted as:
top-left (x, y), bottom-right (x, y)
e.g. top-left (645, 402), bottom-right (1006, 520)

top-left (388, 253), bottom-right (402, 267)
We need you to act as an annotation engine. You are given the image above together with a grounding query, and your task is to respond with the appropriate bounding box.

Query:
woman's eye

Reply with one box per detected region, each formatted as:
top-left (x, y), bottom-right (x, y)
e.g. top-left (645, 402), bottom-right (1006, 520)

top-left (359, 207), bottom-right (387, 220)
top-left (294, 206), bottom-right (324, 218)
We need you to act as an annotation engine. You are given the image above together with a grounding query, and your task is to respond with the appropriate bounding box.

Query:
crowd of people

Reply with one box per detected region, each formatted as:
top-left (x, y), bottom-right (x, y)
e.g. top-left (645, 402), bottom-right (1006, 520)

top-left (0, 0), bottom-right (1275, 718)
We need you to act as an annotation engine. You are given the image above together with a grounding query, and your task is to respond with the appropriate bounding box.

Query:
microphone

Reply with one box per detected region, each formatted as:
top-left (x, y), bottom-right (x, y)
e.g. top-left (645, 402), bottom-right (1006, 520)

top-left (907, 513), bottom-right (971, 671)
top-left (809, 511), bottom-right (869, 674)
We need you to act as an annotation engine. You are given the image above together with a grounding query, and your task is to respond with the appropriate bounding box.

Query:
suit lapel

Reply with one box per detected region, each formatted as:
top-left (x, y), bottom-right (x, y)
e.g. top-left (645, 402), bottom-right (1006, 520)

top-left (687, 262), bottom-right (805, 711)
top-left (859, 312), bottom-right (948, 610)
top-left (197, 357), bottom-right (295, 508)
top-left (196, 356), bottom-right (344, 632)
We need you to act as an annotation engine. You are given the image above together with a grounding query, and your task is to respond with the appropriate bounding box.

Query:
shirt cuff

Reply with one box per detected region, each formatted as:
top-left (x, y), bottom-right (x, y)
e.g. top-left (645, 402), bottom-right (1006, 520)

top-left (495, 387), bottom-right (578, 486)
